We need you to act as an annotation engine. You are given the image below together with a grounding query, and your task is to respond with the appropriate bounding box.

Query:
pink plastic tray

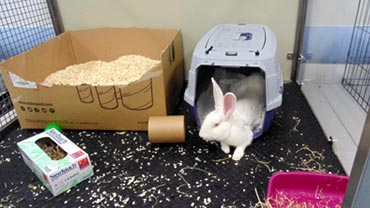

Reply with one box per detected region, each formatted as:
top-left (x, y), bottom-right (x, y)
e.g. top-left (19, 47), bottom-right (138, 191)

top-left (267, 171), bottom-right (349, 207)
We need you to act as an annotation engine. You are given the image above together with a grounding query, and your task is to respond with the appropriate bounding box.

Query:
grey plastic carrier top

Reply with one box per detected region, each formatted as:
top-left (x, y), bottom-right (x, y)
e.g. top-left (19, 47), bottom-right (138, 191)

top-left (184, 24), bottom-right (283, 112)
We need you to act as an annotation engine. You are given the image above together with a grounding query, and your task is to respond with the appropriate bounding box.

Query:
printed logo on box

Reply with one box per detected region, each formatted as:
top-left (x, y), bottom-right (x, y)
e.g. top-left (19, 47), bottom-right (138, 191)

top-left (71, 151), bottom-right (84, 159)
top-left (47, 129), bottom-right (67, 145)
top-left (49, 164), bottom-right (77, 182)
top-left (78, 158), bottom-right (90, 170)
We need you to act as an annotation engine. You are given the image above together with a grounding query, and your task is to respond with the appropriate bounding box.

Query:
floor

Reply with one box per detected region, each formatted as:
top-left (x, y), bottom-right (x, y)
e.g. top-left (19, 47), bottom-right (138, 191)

top-left (301, 83), bottom-right (367, 174)
top-left (0, 83), bottom-right (346, 207)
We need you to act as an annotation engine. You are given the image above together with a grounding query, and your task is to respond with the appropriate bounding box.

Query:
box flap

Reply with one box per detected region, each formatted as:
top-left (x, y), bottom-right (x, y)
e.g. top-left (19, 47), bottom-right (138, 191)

top-left (0, 32), bottom-right (75, 82)
top-left (69, 28), bottom-right (180, 64)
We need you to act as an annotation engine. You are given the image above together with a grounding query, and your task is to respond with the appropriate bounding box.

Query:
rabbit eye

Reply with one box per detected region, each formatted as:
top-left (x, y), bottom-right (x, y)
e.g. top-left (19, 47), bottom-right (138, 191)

top-left (214, 123), bottom-right (219, 127)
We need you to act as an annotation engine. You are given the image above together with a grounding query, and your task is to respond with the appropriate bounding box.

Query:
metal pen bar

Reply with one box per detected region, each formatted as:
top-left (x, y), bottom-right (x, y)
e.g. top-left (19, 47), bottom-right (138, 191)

top-left (342, 0), bottom-right (370, 112)
top-left (0, 0), bottom-right (61, 131)
top-left (291, 0), bottom-right (308, 82)
top-left (46, 0), bottom-right (64, 35)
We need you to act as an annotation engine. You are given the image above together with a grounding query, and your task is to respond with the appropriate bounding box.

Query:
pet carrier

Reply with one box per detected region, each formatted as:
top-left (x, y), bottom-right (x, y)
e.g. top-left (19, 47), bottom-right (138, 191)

top-left (184, 24), bottom-right (283, 138)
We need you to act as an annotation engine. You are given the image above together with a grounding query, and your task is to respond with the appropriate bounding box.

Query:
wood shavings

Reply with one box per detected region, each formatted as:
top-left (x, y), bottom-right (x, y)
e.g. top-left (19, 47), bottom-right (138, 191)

top-left (272, 120), bottom-right (283, 128)
top-left (212, 155), bottom-right (231, 163)
top-left (162, 147), bottom-right (173, 155)
top-left (176, 165), bottom-right (215, 198)
top-left (15, 197), bottom-right (24, 203)
top-left (41, 143), bottom-right (67, 160)
top-left (1, 195), bottom-right (11, 203)
top-left (0, 157), bottom-right (11, 164)
top-left (314, 185), bottom-right (323, 199)
top-left (296, 145), bottom-right (325, 160)
top-left (148, 194), bottom-right (159, 207)
top-left (0, 205), bottom-right (16, 208)
top-left (180, 166), bottom-right (213, 176)
top-left (252, 188), bottom-right (274, 208)
top-left (204, 197), bottom-right (212, 205)
top-left (253, 156), bottom-right (275, 173)
top-left (292, 145), bottom-right (326, 172)
top-left (27, 184), bottom-right (35, 190)
top-left (138, 184), bottom-right (166, 198)
top-left (289, 116), bottom-right (302, 137)
top-left (176, 184), bottom-right (192, 198)
top-left (44, 55), bottom-right (160, 86)
top-left (115, 131), bottom-right (126, 135)
top-left (127, 176), bottom-right (135, 185)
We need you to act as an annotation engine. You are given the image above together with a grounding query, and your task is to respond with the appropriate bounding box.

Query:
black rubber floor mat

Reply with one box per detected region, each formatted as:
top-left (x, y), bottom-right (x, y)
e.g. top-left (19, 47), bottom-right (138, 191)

top-left (0, 83), bottom-right (346, 207)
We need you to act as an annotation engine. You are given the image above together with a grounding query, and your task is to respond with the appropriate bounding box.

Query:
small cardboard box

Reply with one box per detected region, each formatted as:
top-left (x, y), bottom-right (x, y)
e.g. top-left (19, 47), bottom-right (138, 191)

top-left (17, 128), bottom-right (94, 196)
top-left (0, 28), bottom-right (184, 130)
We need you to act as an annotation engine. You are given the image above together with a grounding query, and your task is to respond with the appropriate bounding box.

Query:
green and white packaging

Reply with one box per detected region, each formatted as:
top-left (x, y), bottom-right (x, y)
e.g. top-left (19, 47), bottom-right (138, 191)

top-left (17, 128), bottom-right (94, 196)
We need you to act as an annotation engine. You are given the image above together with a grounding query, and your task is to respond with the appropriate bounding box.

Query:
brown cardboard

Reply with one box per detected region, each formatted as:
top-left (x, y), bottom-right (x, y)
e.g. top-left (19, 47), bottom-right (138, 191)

top-left (148, 116), bottom-right (185, 143)
top-left (0, 28), bottom-right (184, 131)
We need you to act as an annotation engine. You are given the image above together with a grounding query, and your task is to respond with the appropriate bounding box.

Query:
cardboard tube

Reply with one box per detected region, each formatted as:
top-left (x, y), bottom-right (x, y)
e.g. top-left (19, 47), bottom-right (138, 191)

top-left (148, 116), bottom-right (185, 143)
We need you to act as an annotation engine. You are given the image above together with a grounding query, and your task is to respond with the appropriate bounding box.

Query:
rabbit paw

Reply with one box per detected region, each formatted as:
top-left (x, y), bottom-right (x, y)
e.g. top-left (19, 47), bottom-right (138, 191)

top-left (232, 146), bottom-right (246, 161)
top-left (220, 142), bottom-right (230, 154)
top-left (232, 151), bottom-right (244, 161)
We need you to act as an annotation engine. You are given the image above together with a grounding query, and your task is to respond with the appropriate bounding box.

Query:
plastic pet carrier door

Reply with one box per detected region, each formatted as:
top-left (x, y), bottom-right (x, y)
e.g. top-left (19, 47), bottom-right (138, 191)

top-left (184, 24), bottom-right (283, 138)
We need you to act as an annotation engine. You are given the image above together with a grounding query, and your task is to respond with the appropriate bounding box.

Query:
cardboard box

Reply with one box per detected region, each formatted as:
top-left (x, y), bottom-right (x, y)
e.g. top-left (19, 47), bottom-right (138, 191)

top-left (0, 28), bottom-right (184, 130)
top-left (17, 128), bottom-right (94, 196)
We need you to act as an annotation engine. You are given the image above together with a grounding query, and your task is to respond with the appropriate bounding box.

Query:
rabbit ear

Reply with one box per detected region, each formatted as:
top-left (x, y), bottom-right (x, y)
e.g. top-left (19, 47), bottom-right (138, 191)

top-left (223, 92), bottom-right (237, 119)
top-left (211, 77), bottom-right (224, 109)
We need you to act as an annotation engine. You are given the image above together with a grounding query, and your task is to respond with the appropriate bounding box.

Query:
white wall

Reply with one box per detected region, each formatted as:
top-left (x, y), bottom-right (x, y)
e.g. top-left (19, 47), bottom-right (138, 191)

top-left (298, 0), bottom-right (359, 83)
top-left (57, 0), bottom-right (299, 80)
top-left (306, 0), bottom-right (359, 26)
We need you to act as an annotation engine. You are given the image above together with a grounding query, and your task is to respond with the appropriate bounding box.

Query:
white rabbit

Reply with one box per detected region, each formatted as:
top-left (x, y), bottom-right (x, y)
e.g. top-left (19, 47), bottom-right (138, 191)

top-left (196, 68), bottom-right (247, 125)
top-left (198, 72), bottom-right (265, 160)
